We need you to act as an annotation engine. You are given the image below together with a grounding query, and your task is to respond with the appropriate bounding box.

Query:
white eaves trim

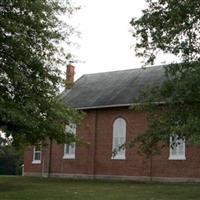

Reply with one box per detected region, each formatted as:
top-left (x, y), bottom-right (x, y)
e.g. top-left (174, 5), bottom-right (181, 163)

top-left (77, 101), bottom-right (166, 110)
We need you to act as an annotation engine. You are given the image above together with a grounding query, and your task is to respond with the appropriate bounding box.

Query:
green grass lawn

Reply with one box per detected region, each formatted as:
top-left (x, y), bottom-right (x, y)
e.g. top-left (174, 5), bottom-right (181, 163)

top-left (0, 176), bottom-right (200, 200)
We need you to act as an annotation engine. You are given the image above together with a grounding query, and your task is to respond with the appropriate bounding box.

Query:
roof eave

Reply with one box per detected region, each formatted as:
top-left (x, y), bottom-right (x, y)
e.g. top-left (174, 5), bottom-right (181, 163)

top-left (75, 101), bottom-right (166, 110)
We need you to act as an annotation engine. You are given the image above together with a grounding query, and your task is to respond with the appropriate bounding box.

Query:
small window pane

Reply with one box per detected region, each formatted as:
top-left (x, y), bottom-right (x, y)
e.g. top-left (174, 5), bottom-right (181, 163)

top-left (171, 147), bottom-right (177, 155)
top-left (34, 152), bottom-right (41, 161)
top-left (65, 144), bottom-right (70, 154)
top-left (178, 139), bottom-right (184, 155)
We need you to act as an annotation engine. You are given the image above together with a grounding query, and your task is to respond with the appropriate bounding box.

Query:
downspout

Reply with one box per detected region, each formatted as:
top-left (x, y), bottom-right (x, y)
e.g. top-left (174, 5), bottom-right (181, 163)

top-left (149, 154), bottom-right (153, 181)
top-left (48, 138), bottom-right (53, 178)
top-left (92, 109), bottom-right (98, 179)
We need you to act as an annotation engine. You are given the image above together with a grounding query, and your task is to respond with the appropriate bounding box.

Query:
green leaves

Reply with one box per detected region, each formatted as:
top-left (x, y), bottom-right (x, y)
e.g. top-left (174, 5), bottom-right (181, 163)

top-left (131, 0), bottom-right (200, 64)
top-left (130, 1), bottom-right (200, 156)
top-left (0, 1), bottom-right (82, 147)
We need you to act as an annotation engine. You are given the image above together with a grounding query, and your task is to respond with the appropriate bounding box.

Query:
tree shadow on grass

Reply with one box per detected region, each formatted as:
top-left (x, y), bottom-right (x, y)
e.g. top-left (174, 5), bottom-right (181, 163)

top-left (0, 182), bottom-right (28, 193)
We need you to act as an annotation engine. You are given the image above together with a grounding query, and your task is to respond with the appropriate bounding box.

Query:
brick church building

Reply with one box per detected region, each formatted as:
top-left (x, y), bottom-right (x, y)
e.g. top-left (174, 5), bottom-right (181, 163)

top-left (23, 64), bottom-right (200, 182)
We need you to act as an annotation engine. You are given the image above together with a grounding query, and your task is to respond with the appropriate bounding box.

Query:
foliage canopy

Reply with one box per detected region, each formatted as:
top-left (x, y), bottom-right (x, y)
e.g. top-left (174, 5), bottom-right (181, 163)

top-left (0, 0), bottom-right (82, 147)
top-left (130, 0), bottom-right (200, 156)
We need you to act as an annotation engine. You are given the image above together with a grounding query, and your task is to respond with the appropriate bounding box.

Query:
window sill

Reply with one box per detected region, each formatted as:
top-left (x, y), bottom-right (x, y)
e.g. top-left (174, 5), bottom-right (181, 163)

top-left (111, 156), bottom-right (126, 160)
top-left (32, 160), bottom-right (41, 164)
top-left (168, 156), bottom-right (186, 160)
top-left (63, 155), bottom-right (75, 160)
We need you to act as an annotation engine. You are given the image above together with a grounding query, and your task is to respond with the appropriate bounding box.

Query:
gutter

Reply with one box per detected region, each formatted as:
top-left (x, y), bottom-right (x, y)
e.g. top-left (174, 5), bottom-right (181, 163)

top-left (76, 101), bottom-right (166, 110)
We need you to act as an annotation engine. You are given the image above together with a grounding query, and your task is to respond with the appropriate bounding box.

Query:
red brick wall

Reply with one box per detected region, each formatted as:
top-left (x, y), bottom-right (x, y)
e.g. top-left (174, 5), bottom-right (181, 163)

top-left (94, 107), bottom-right (149, 176)
top-left (24, 107), bottom-right (200, 179)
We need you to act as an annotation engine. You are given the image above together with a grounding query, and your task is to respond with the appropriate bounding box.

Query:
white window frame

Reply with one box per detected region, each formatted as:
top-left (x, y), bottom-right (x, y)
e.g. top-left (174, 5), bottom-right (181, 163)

top-left (32, 145), bottom-right (41, 164)
top-left (169, 136), bottom-right (186, 160)
top-left (63, 123), bottom-right (76, 159)
top-left (112, 117), bottom-right (126, 160)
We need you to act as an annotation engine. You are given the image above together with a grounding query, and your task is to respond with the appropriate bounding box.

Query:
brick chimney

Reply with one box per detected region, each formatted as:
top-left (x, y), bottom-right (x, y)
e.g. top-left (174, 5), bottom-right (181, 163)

top-left (65, 63), bottom-right (75, 89)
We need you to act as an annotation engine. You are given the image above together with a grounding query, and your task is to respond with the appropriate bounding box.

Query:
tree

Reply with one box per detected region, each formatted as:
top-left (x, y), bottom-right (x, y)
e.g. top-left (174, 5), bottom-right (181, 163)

top-left (0, 137), bottom-right (23, 175)
top-left (0, 0), bottom-right (82, 147)
top-left (130, 0), bottom-right (200, 156)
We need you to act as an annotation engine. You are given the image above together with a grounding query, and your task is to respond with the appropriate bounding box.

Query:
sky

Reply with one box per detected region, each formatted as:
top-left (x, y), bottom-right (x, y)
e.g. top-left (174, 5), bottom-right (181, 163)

top-left (64, 0), bottom-right (177, 80)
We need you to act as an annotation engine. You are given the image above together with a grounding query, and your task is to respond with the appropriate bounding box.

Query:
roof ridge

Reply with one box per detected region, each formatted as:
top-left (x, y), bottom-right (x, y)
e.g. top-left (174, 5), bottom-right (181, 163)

top-left (82, 64), bottom-right (164, 76)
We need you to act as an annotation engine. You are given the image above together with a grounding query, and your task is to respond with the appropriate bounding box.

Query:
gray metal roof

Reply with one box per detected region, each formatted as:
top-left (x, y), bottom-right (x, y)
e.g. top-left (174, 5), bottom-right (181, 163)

top-left (60, 66), bottom-right (166, 110)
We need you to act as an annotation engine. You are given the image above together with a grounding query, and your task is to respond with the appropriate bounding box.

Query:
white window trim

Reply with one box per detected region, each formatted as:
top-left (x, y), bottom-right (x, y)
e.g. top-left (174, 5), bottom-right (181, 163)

top-left (32, 146), bottom-right (41, 164)
top-left (168, 156), bottom-right (186, 160)
top-left (168, 136), bottom-right (186, 160)
top-left (63, 123), bottom-right (76, 160)
top-left (111, 154), bottom-right (126, 160)
top-left (63, 143), bottom-right (76, 159)
top-left (32, 160), bottom-right (41, 164)
top-left (112, 117), bottom-right (126, 160)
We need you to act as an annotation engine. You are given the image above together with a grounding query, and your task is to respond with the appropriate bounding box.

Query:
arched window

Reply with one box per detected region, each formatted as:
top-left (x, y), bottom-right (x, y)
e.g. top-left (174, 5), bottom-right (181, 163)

top-left (169, 136), bottom-right (186, 160)
top-left (112, 117), bottom-right (126, 159)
